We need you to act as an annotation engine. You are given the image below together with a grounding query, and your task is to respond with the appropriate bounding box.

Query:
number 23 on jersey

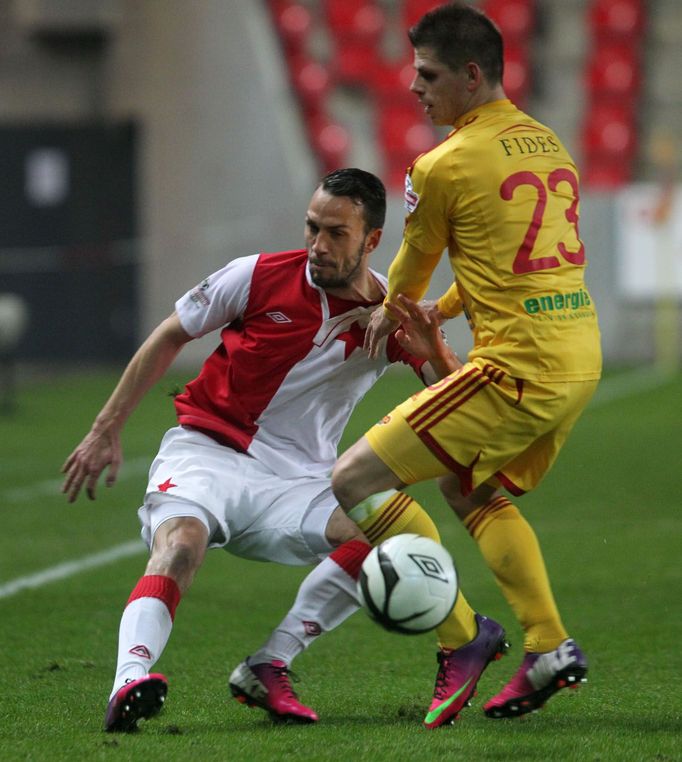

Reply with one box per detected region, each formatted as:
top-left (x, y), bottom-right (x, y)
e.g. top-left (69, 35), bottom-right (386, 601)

top-left (500, 169), bottom-right (585, 275)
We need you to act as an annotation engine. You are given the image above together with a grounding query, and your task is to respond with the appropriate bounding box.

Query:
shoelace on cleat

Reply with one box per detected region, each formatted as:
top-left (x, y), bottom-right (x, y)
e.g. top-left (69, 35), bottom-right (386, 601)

top-left (433, 650), bottom-right (456, 699)
top-left (271, 664), bottom-right (300, 699)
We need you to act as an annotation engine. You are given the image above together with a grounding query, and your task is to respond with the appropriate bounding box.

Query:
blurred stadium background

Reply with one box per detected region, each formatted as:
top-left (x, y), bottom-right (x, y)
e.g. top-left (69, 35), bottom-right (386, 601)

top-left (0, 0), bottom-right (680, 379)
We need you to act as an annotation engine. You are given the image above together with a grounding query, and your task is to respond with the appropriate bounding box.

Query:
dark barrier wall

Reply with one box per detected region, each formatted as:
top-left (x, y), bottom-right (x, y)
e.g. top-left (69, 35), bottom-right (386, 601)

top-left (0, 122), bottom-right (138, 361)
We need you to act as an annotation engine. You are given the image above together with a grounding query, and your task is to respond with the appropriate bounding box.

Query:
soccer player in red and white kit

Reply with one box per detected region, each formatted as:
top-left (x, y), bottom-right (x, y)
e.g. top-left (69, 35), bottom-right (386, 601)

top-left (62, 168), bottom-right (498, 732)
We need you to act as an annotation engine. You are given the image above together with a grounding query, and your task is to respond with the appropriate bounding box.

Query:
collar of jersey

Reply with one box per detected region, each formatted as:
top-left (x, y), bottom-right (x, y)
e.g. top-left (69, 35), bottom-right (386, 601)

top-left (454, 98), bottom-right (513, 129)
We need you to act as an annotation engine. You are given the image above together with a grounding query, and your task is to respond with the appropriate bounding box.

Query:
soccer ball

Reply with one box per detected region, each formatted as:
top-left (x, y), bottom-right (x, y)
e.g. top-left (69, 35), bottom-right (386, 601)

top-left (357, 533), bottom-right (458, 635)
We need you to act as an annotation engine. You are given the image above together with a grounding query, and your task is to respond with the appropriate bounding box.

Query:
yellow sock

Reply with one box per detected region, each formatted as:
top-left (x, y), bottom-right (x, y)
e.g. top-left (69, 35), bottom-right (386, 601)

top-left (464, 496), bottom-right (568, 652)
top-left (351, 490), bottom-right (477, 649)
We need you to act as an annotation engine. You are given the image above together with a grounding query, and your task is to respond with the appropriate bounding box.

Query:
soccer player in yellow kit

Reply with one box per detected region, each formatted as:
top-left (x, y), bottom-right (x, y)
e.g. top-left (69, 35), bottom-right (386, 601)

top-left (332, 2), bottom-right (602, 726)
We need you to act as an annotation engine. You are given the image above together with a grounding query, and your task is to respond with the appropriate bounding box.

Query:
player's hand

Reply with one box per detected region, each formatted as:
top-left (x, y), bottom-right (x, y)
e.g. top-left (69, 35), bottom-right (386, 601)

top-left (61, 427), bottom-right (122, 503)
top-left (385, 294), bottom-right (443, 359)
top-left (364, 306), bottom-right (398, 359)
top-left (419, 299), bottom-right (449, 325)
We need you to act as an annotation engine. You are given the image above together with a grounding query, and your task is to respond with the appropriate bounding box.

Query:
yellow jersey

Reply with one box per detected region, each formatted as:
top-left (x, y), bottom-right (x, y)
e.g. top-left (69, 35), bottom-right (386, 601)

top-left (387, 99), bottom-right (602, 382)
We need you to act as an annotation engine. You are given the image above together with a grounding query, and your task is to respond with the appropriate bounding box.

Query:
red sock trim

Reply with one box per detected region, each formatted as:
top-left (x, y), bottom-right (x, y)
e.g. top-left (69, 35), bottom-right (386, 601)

top-left (465, 497), bottom-right (514, 539)
top-left (127, 575), bottom-right (181, 621)
top-left (329, 540), bottom-right (371, 580)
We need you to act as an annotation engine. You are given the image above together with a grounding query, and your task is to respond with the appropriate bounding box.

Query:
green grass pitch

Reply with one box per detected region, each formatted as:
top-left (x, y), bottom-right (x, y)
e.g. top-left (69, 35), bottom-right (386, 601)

top-left (0, 366), bottom-right (680, 761)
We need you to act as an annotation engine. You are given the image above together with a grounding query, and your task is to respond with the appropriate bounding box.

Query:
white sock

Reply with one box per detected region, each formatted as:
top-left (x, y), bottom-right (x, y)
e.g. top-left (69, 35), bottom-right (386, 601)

top-left (249, 555), bottom-right (361, 667)
top-left (110, 597), bottom-right (173, 698)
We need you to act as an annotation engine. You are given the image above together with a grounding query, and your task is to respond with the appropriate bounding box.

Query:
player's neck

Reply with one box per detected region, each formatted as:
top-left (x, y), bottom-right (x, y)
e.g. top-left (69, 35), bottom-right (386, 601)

top-left (324, 272), bottom-right (383, 303)
top-left (454, 85), bottom-right (508, 125)
top-left (476, 86), bottom-right (507, 110)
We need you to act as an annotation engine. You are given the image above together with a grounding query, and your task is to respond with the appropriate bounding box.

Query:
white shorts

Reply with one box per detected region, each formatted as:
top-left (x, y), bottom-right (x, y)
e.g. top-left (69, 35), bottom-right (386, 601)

top-left (137, 426), bottom-right (338, 566)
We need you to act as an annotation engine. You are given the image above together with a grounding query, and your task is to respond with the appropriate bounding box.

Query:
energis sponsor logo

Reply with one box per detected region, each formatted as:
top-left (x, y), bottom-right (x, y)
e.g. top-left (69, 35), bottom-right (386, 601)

top-left (524, 289), bottom-right (592, 317)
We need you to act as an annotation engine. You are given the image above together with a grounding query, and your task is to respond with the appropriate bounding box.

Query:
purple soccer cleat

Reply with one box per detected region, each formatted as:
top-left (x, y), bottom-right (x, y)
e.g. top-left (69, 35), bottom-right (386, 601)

top-left (104, 673), bottom-right (168, 732)
top-left (484, 638), bottom-right (588, 718)
top-left (229, 659), bottom-right (319, 723)
top-left (424, 613), bottom-right (509, 729)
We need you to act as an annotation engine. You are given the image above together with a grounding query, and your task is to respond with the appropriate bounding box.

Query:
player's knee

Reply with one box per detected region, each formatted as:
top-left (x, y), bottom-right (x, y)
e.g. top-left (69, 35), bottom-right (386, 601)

top-left (147, 518), bottom-right (208, 590)
top-left (438, 476), bottom-right (498, 520)
top-left (332, 440), bottom-right (400, 509)
top-left (331, 455), bottom-right (359, 509)
top-left (324, 506), bottom-right (366, 547)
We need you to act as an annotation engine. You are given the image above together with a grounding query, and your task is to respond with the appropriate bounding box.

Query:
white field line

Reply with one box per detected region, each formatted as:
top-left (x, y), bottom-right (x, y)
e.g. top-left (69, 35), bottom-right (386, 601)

top-left (0, 367), bottom-right (676, 601)
top-left (1, 456), bottom-right (151, 503)
top-left (0, 540), bottom-right (145, 600)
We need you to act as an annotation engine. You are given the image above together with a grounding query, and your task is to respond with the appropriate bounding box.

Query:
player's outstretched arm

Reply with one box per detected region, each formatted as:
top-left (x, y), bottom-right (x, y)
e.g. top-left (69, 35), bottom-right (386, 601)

top-left (363, 306), bottom-right (398, 359)
top-left (61, 312), bottom-right (192, 503)
top-left (365, 238), bottom-right (444, 359)
top-left (386, 294), bottom-right (462, 382)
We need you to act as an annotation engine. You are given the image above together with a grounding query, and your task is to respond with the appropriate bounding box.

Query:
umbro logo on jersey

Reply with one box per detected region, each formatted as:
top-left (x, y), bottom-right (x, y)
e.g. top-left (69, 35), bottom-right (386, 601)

top-left (266, 311), bottom-right (292, 324)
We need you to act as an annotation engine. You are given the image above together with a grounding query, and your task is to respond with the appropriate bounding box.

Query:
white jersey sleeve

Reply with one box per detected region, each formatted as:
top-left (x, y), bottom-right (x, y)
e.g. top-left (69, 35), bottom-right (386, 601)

top-left (175, 254), bottom-right (259, 338)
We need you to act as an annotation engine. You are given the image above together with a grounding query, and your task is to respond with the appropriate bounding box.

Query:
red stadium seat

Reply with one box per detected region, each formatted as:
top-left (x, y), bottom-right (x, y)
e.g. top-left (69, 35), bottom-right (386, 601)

top-left (308, 115), bottom-right (351, 173)
top-left (370, 57), bottom-right (417, 104)
top-left (289, 56), bottom-right (333, 117)
top-left (401, 0), bottom-right (446, 31)
top-left (377, 103), bottom-right (435, 189)
top-left (581, 3), bottom-right (645, 183)
top-left (484, 2), bottom-right (535, 105)
top-left (586, 44), bottom-right (640, 100)
top-left (384, 156), bottom-right (415, 190)
top-left (376, 102), bottom-right (435, 156)
top-left (582, 102), bottom-right (637, 158)
top-left (503, 44), bottom-right (531, 108)
top-left (589, 0), bottom-right (645, 41)
top-left (483, 0), bottom-right (536, 43)
top-left (331, 40), bottom-right (382, 88)
top-left (324, 0), bottom-right (386, 45)
top-left (582, 157), bottom-right (632, 189)
top-left (268, 0), bottom-right (313, 55)
top-left (324, 0), bottom-right (386, 87)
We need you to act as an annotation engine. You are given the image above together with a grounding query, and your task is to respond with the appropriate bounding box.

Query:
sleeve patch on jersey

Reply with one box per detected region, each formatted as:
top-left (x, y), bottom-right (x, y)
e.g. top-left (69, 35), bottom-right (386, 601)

top-left (404, 174), bottom-right (419, 213)
top-left (188, 278), bottom-right (211, 308)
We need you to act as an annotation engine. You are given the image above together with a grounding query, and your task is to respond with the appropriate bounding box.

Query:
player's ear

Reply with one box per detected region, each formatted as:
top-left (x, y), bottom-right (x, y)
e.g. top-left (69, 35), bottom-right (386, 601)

top-left (465, 62), bottom-right (482, 89)
top-left (365, 227), bottom-right (383, 253)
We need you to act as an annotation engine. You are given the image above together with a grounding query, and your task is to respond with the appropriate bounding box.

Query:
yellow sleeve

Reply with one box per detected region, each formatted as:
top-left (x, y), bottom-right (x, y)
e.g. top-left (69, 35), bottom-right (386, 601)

top-left (384, 238), bottom-right (443, 317)
top-left (436, 282), bottom-right (463, 318)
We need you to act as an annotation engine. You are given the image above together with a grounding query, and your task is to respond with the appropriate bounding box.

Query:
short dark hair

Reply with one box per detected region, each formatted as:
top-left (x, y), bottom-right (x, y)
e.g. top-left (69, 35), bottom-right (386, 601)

top-left (319, 168), bottom-right (386, 231)
top-left (408, 2), bottom-right (504, 86)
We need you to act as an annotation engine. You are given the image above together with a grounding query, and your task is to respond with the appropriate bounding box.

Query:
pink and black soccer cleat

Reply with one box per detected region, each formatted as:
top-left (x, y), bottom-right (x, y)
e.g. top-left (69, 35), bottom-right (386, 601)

top-left (484, 638), bottom-right (588, 719)
top-left (229, 659), bottom-right (318, 723)
top-left (104, 673), bottom-right (168, 732)
top-left (424, 614), bottom-right (509, 729)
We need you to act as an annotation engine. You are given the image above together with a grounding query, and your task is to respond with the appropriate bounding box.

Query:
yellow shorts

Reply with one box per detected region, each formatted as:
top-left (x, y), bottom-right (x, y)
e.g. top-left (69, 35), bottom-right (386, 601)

top-left (366, 360), bottom-right (598, 497)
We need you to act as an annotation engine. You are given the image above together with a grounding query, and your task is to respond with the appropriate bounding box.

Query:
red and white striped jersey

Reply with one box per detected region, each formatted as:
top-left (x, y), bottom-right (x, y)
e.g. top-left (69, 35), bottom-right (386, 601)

top-left (174, 249), bottom-right (426, 478)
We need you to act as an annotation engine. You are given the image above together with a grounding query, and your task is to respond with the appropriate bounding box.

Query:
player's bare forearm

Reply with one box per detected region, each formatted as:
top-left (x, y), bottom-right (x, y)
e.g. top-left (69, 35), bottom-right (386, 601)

top-left (386, 294), bottom-right (462, 383)
top-left (422, 345), bottom-right (462, 383)
top-left (363, 307), bottom-right (398, 359)
top-left (61, 312), bottom-right (191, 502)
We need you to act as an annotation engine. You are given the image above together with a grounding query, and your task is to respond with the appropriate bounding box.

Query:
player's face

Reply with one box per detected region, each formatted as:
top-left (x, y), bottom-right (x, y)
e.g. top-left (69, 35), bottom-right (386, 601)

top-left (305, 188), bottom-right (378, 289)
top-left (410, 46), bottom-right (476, 126)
